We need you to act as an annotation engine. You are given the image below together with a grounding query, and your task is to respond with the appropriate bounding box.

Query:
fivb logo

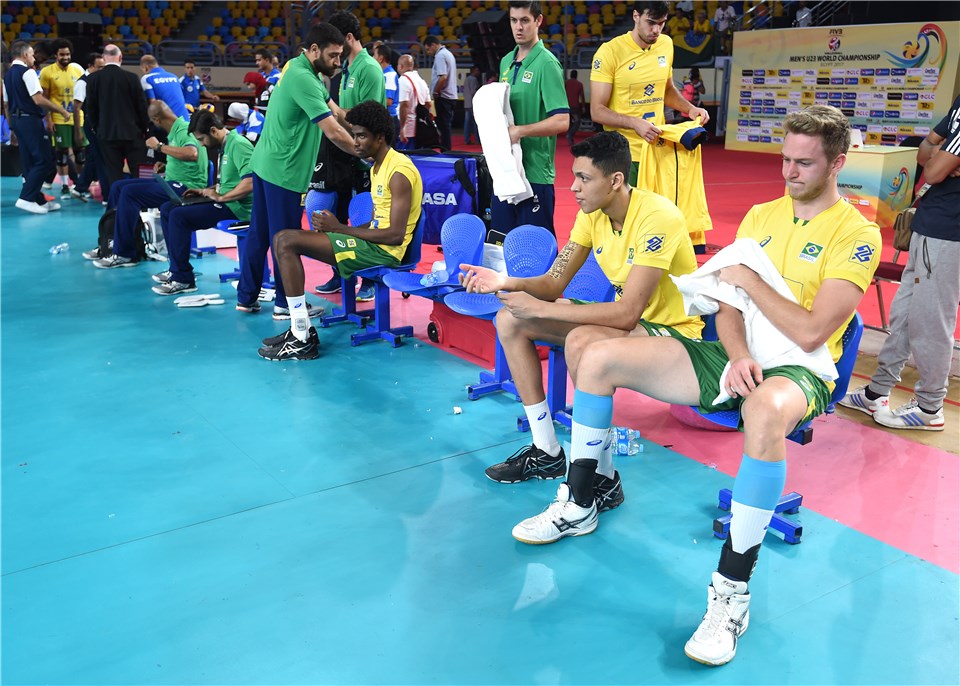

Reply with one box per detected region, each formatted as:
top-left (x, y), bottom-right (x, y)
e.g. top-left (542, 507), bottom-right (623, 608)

top-left (423, 192), bottom-right (458, 206)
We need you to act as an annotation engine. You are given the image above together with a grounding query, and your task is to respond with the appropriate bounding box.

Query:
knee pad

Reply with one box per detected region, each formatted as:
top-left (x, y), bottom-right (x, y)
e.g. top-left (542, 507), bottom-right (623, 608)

top-left (74, 148), bottom-right (86, 166)
top-left (56, 149), bottom-right (71, 167)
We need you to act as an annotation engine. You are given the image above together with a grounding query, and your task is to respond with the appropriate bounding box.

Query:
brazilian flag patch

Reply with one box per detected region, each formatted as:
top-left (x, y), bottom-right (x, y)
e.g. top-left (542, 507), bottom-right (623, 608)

top-left (799, 242), bottom-right (824, 263)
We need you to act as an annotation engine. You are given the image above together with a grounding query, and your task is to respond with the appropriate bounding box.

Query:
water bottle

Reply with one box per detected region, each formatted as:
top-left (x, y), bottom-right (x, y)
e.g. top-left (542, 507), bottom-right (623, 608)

top-left (419, 261), bottom-right (448, 287)
top-left (612, 427), bottom-right (643, 456)
top-left (49, 242), bottom-right (69, 255)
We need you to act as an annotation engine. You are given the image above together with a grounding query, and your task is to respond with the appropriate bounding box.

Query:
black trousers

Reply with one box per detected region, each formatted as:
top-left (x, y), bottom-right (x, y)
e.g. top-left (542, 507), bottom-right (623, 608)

top-left (99, 138), bottom-right (148, 194)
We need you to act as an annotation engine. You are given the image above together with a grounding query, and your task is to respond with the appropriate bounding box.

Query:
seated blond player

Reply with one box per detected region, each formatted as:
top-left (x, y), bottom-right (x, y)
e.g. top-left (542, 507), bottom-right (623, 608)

top-left (460, 130), bottom-right (702, 511)
top-left (516, 105), bottom-right (879, 667)
top-left (259, 101), bottom-right (422, 361)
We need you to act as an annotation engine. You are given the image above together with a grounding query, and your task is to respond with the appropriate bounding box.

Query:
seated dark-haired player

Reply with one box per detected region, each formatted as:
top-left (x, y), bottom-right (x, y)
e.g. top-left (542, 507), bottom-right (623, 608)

top-left (459, 130), bottom-right (701, 506)
top-left (151, 110), bottom-right (254, 296)
top-left (258, 101), bottom-right (423, 361)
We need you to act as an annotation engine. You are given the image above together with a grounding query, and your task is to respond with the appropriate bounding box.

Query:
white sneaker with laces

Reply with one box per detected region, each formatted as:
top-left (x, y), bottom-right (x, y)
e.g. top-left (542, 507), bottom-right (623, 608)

top-left (511, 483), bottom-right (598, 545)
top-left (874, 398), bottom-right (944, 431)
top-left (684, 572), bottom-right (751, 666)
top-left (15, 199), bottom-right (48, 214)
top-left (838, 384), bottom-right (889, 416)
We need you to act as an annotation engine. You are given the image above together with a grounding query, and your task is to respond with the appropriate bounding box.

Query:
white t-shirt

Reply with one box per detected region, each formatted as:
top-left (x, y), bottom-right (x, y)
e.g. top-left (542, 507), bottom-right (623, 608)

top-left (73, 71), bottom-right (90, 103)
top-left (398, 71), bottom-right (430, 138)
top-left (14, 59), bottom-right (42, 96)
top-left (714, 6), bottom-right (737, 31)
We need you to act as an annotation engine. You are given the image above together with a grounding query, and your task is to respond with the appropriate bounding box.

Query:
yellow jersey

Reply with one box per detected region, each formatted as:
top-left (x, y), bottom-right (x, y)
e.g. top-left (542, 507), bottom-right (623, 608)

top-left (736, 196), bottom-right (881, 361)
top-left (39, 63), bottom-right (84, 126)
top-left (370, 147), bottom-right (423, 261)
top-left (569, 187), bottom-right (703, 338)
top-left (635, 119), bottom-right (713, 235)
top-left (591, 32), bottom-right (674, 162)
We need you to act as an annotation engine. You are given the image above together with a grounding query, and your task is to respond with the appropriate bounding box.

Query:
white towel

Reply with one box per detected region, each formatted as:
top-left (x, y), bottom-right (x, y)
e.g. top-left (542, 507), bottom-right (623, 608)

top-left (473, 83), bottom-right (533, 204)
top-left (670, 238), bottom-right (838, 404)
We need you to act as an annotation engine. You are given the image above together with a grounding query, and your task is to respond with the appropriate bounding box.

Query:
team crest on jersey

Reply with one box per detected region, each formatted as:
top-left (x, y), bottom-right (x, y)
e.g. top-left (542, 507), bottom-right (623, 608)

top-left (376, 184), bottom-right (384, 197)
top-left (627, 247), bottom-right (635, 263)
top-left (347, 238), bottom-right (357, 248)
top-left (593, 58), bottom-right (601, 70)
top-left (799, 242), bottom-right (823, 262)
top-left (658, 55), bottom-right (667, 67)
top-left (347, 76), bottom-right (356, 89)
top-left (644, 83), bottom-right (655, 96)
top-left (522, 70), bottom-right (533, 83)
top-left (848, 241), bottom-right (876, 266)
top-left (643, 234), bottom-right (664, 253)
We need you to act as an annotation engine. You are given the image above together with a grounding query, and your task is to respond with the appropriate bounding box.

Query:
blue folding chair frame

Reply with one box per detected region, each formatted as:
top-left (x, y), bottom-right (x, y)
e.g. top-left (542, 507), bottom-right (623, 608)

top-left (212, 219), bottom-right (273, 288)
top-left (448, 226), bottom-right (558, 401)
top-left (319, 213), bottom-right (426, 347)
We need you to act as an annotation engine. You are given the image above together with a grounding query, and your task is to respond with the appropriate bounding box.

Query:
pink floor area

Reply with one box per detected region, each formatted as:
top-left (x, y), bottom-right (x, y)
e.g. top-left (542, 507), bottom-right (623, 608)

top-left (216, 139), bottom-right (958, 574)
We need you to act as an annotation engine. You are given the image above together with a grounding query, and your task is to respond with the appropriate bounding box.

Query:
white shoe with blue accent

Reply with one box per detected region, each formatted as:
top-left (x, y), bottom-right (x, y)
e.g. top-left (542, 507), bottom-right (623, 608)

top-left (838, 384), bottom-right (889, 416)
top-left (685, 572), bottom-right (750, 666)
top-left (874, 398), bottom-right (944, 431)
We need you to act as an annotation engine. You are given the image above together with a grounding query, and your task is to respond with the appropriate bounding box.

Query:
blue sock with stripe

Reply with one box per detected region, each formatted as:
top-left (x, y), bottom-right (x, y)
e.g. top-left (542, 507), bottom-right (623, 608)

top-left (729, 455), bottom-right (786, 553)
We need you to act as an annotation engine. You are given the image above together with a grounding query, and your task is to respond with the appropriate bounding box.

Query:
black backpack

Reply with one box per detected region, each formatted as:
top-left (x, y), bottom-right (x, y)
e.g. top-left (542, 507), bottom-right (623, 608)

top-left (310, 133), bottom-right (356, 195)
top-left (97, 207), bottom-right (148, 260)
top-left (414, 101), bottom-right (440, 148)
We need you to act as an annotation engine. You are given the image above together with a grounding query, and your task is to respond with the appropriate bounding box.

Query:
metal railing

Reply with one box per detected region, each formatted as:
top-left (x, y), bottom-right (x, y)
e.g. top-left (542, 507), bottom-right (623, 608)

top-left (156, 39), bottom-right (224, 66)
top-left (224, 40), bottom-right (289, 67)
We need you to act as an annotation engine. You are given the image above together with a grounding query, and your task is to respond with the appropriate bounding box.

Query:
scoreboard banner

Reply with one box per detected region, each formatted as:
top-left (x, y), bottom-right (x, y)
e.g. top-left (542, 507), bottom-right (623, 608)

top-left (725, 22), bottom-right (960, 153)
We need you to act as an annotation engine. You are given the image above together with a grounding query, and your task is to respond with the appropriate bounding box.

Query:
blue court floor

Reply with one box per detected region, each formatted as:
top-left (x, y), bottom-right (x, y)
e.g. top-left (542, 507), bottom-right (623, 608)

top-left (1, 178), bottom-right (958, 685)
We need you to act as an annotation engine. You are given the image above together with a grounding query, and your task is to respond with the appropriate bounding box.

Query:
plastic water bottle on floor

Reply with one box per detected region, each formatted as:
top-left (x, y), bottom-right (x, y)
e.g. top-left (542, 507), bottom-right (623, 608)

top-left (613, 427), bottom-right (643, 456)
top-left (420, 260), bottom-right (448, 287)
top-left (49, 242), bottom-right (69, 255)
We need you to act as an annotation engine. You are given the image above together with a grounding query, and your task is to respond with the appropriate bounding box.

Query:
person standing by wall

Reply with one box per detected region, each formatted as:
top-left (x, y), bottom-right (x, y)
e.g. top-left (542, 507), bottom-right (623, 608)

top-left (564, 69), bottom-right (585, 145)
top-left (423, 35), bottom-right (457, 151)
top-left (462, 65), bottom-right (481, 145)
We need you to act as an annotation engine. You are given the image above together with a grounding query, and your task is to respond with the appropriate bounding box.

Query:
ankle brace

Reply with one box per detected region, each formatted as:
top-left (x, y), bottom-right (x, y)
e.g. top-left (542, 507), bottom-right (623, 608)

top-left (718, 537), bottom-right (761, 583)
top-left (567, 459), bottom-right (598, 508)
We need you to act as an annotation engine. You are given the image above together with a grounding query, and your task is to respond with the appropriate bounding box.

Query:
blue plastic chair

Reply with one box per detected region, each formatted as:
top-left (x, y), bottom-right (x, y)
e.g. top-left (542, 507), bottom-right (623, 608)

top-left (442, 225), bottom-right (558, 401)
top-left (319, 212), bottom-right (426, 347)
top-left (348, 192), bottom-right (373, 226)
top-left (382, 213), bottom-right (485, 297)
top-left (190, 160), bottom-right (219, 258)
top-left (210, 219), bottom-right (273, 288)
top-left (671, 311), bottom-right (864, 445)
top-left (304, 189), bottom-right (338, 218)
top-left (444, 224), bottom-right (558, 319)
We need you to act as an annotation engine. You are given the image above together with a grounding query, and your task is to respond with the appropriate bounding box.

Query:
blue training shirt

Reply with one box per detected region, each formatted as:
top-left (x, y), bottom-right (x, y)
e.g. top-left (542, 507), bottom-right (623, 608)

top-left (142, 67), bottom-right (190, 120)
top-left (179, 74), bottom-right (206, 108)
top-left (383, 65), bottom-right (399, 118)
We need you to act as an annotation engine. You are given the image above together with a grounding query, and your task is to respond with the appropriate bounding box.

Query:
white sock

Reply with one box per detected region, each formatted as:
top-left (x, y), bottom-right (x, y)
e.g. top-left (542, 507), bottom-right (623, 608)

top-left (286, 295), bottom-right (310, 342)
top-left (570, 420), bottom-right (608, 463)
top-left (524, 401), bottom-right (561, 456)
top-left (729, 501), bottom-right (775, 552)
top-left (596, 428), bottom-right (615, 478)
top-left (59, 174), bottom-right (70, 186)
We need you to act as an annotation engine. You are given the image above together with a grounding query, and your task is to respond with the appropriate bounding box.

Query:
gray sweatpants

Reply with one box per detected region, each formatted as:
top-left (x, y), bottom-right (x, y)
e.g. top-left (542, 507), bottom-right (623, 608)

top-left (868, 231), bottom-right (960, 409)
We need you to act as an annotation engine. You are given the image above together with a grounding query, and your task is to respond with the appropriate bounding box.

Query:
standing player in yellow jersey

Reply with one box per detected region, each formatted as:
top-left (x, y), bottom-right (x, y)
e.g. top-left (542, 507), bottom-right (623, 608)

top-left (536, 106), bottom-right (879, 667)
top-left (39, 39), bottom-right (83, 198)
top-left (590, 1), bottom-right (709, 186)
top-left (459, 131), bottom-right (701, 511)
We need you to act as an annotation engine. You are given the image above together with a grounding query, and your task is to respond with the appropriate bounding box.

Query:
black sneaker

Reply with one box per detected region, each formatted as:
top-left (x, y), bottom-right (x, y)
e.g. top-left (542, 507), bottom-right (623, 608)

top-left (314, 275), bottom-right (342, 294)
top-left (257, 327), bottom-right (320, 361)
top-left (593, 470), bottom-right (624, 512)
top-left (485, 444), bottom-right (566, 484)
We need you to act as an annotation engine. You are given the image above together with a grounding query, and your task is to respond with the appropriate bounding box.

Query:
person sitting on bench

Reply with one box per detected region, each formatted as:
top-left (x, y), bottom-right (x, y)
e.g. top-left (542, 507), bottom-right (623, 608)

top-left (258, 101), bottom-right (422, 361)
top-left (151, 110), bottom-right (254, 296)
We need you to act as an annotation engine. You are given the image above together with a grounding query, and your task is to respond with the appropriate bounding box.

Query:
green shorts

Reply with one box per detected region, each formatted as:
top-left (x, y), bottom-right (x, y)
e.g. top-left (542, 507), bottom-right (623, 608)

top-left (673, 336), bottom-right (832, 431)
top-left (327, 232), bottom-right (399, 278)
top-left (629, 161), bottom-right (640, 187)
top-left (53, 124), bottom-right (74, 149)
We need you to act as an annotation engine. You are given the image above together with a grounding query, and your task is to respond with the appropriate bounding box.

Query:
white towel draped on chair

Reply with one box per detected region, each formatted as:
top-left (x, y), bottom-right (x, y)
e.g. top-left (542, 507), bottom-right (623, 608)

top-left (474, 83), bottom-right (533, 204)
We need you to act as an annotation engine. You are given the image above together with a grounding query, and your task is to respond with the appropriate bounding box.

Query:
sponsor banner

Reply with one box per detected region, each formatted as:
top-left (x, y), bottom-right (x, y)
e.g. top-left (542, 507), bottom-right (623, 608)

top-left (726, 22), bottom-right (959, 153)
